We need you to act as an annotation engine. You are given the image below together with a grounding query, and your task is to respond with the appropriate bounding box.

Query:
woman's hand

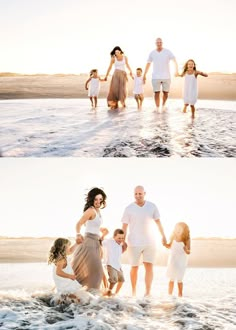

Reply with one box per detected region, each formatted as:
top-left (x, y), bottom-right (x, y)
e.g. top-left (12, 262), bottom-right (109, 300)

top-left (76, 234), bottom-right (84, 245)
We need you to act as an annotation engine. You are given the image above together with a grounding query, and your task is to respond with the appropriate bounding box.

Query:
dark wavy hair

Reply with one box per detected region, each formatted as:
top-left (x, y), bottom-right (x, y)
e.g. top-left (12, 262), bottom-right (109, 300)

top-left (83, 187), bottom-right (107, 212)
top-left (110, 46), bottom-right (124, 57)
top-left (48, 238), bottom-right (70, 265)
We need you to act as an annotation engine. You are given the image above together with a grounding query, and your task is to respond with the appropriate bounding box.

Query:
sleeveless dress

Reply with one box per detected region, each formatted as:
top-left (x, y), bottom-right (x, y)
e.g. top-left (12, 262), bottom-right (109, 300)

top-left (107, 56), bottom-right (128, 108)
top-left (166, 240), bottom-right (188, 281)
top-left (53, 262), bottom-right (82, 294)
top-left (88, 78), bottom-right (100, 97)
top-left (71, 209), bottom-right (103, 290)
top-left (183, 73), bottom-right (198, 105)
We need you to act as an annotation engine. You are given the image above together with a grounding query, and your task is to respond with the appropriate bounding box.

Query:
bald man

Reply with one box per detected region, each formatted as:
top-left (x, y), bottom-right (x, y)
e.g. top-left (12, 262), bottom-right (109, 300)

top-left (121, 186), bottom-right (167, 296)
top-left (143, 37), bottom-right (178, 110)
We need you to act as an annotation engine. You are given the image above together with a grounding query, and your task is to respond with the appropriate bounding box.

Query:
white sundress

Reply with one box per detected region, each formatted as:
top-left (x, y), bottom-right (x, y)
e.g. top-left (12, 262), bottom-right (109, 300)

top-left (53, 262), bottom-right (82, 295)
top-left (183, 73), bottom-right (198, 105)
top-left (88, 78), bottom-right (100, 97)
top-left (166, 240), bottom-right (188, 281)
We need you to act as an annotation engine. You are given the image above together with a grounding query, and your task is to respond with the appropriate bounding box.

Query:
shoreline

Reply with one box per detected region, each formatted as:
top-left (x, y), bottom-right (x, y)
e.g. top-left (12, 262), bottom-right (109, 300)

top-left (1, 237), bottom-right (235, 267)
top-left (0, 73), bottom-right (235, 101)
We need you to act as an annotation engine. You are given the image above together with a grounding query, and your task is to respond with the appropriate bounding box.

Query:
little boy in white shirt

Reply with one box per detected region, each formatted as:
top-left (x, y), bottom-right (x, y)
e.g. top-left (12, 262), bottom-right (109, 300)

top-left (102, 229), bottom-right (127, 296)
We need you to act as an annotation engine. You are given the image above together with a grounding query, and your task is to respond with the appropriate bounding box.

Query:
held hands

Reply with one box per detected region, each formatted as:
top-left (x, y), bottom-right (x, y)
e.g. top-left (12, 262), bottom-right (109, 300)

top-left (122, 241), bottom-right (128, 253)
top-left (184, 246), bottom-right (191, 254)
top-left (76, 233), bottom-right (84, 245)
top-left (69, 274), bottom-right (76, 281)
top-left (162, 236), bottom-right (167, 246)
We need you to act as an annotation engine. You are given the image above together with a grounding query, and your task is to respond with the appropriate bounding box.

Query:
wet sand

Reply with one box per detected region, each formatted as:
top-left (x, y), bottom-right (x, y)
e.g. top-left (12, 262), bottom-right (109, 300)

top-left (0, 237), bottom-right (235, 267)
top-left (0, 73), bottom-right (235, 100)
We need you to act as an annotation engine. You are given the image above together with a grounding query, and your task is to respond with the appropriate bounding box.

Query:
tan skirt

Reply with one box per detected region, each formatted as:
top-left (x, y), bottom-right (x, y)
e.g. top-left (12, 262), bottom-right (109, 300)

top-left (107, 69), bottom-right (128, 107)
top-left (71, 233), bottom-right (103, 290)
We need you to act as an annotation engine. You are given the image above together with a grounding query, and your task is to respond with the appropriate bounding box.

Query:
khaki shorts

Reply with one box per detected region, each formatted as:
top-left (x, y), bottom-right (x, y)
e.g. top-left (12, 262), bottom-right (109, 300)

top-left (152, 79), bottom-right (171, 92)
top-left (128, 246), bottom-right (157, 266)
top-left (107, 265), bottom-right (125, 284)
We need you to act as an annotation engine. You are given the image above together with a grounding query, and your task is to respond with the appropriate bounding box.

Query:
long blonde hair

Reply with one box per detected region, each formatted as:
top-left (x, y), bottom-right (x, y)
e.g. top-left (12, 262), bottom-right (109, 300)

top-left (48, 238), bottom-right (70, 265)
top-left (170, 222), bottom-right (190, 246)
top-left (181, 59), bottom-right (196, 76)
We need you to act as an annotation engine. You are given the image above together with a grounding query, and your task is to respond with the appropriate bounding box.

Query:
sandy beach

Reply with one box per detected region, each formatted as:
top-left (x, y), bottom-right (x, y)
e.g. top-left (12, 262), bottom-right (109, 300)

top-left (0, 237), bottom-right (235, 267)
top-left (0, 73), bottom-right (235, 100)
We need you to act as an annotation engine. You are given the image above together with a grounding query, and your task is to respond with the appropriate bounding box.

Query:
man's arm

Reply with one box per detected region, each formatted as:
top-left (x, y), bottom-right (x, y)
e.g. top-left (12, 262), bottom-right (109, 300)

top-left (122, 223), bottom-right (128, 240)
top-left (143, 62), bottom-right (151, 83)
top-left (172, 58), bottom-right (179, 76)
top-left (154, 219), bottom-right (167, 245)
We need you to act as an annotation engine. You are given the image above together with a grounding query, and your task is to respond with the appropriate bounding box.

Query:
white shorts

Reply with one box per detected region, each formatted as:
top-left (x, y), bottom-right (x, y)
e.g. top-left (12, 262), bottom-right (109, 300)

top-left (152, 79), bottom-right (171, 92)
top-left (127, 246), bottom-right (157, 266)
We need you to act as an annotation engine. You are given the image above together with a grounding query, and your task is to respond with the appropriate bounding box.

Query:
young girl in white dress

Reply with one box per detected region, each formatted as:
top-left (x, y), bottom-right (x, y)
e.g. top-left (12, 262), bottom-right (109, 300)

top-left (48, 238), bottom-right (91, 304)
top-left (179, 59), bottom-right (208, 118)
top-left (85, 69), bottom-right (105, 109)
top-left (165, 222), bottom-right (191, 297)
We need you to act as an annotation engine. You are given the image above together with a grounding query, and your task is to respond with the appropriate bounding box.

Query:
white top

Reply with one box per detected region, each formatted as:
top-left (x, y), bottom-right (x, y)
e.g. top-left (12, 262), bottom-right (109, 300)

top-left (133, 75), bottom-right (144, 94)
top-left (183, 73), bottom-right (198, 105)
top-left (147, 48), bottom-right (175, 79)
top-left (114, 56), bottom-right (126, 71)
top-left (85, 209), bottom-right (102, 235)
top-left (166, 240), bottom-right (188, 281)
top-left (88, 77), bottom-right (100, 97)
top-left (102, 238), bottom-right (122, 271)
top-left (121, 201), bottom-right (160, 246)
top-left (53, 262), bottom-right (82, 294)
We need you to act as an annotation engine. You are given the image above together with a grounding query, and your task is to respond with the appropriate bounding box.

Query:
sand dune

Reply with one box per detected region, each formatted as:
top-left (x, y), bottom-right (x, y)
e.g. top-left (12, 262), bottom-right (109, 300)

top-left (0, 237), bottom-right (235, 267)
top-left (0, 73), bottom-right (235, 100)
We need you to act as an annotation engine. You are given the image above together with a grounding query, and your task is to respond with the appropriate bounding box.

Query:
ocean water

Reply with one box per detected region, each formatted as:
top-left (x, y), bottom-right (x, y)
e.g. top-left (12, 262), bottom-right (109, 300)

top-left (0, 98), bottom-right (235, 157)
top-left (0, 263), bottom-right (235, 330)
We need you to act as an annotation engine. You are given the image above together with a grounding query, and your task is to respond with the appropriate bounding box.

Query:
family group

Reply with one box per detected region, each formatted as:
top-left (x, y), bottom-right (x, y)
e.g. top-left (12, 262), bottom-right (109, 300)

top-left (85, 38), bottom-right (207, 118)
top-left (48, 186), bottom-right (191, 304)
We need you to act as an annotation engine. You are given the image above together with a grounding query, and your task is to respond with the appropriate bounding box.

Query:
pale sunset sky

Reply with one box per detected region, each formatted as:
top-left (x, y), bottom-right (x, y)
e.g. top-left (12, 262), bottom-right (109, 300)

top-left (0, 0), bottom-right (235, 74)
top-left (0, 158), bottom-right (235, 239)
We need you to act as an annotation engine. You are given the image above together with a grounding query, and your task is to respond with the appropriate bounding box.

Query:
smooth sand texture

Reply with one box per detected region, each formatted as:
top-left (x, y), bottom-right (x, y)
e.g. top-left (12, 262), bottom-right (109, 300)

top-left (0, 237), bottom-right (235, 267)
top-left (0, 73), bottom-right (235, 100)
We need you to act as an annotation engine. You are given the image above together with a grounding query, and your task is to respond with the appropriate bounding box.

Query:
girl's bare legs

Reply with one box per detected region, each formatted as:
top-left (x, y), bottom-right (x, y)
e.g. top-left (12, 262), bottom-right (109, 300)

top-left (177, 282), bottom-right (183, 297)
top-left (168, 280), bottom-right (174, 295)
top-left (94, 97), bottom-right (98, 108)
top-left (183, 104), bottom-right (188, 113)
top-left (89, 97), bottom-right (94, 107)
top-left (190, 105), bottom-right (195, 118)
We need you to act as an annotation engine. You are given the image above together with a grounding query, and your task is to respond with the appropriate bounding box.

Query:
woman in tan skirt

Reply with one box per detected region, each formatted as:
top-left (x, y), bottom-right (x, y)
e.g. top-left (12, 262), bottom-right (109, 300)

top-left (105, 46), bottom-right (133, 110)
top-left (71, 188), bottom-right (108, 291)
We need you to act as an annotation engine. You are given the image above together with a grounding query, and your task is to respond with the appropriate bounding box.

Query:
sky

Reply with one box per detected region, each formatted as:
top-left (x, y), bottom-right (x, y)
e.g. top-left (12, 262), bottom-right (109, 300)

top-left (0, 158), bottom-right (235, 239)
top-left (0, 0), bottom-right (235, 74)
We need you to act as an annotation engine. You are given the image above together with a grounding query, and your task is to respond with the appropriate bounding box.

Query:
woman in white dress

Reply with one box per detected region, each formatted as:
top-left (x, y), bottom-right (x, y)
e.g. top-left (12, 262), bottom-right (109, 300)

top-left (165, 222), bottom-right (191, 297)
top-left (179, 59), bottom-right (208, 118)
top-left (105, 46), bottom-right (133, 110)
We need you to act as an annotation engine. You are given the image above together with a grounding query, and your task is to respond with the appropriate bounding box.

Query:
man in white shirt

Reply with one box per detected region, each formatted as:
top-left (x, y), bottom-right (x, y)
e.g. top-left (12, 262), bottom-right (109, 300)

top-left (121, 186), bottom-right (167, 296)
top-left (143, 38), bottom-right (178, 110)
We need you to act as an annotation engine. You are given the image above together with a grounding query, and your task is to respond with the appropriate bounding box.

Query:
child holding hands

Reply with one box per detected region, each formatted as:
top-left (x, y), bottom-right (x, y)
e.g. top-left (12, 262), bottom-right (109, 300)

top-left (165, 222), bottom-right (190, 297)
